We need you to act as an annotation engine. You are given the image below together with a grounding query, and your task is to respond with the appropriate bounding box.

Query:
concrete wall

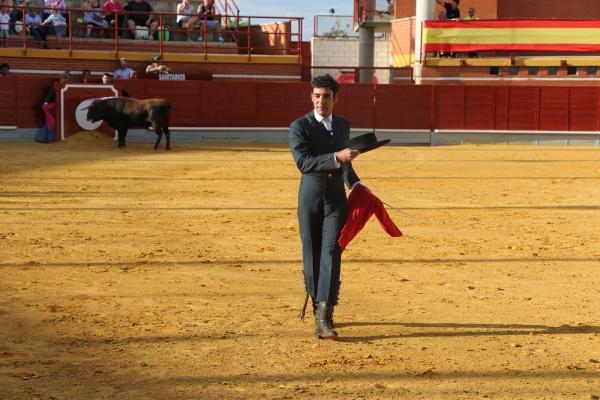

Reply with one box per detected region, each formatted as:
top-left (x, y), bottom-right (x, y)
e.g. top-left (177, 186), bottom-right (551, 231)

top-left (311, 36), bottom-right (391, 83)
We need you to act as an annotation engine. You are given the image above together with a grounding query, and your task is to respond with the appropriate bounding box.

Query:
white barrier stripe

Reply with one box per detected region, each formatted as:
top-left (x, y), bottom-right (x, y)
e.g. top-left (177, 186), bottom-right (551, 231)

top-left (10, 69), bottom-right (300, 80)
top-left (169, 127), bottom-right (431, 132)
top-left (435, 129), bottom-right (600, 135)
top-left (12, 69), bottom-right (102, 75)
top-left (424, 76), bottom-right (600, 81)
top-left (212, 74), bottom-right (300, 80)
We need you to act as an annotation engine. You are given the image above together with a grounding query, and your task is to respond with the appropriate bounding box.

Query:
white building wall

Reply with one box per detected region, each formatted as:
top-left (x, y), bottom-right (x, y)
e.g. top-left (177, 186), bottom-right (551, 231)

top-left (311, 37), bottom-right (391, 83)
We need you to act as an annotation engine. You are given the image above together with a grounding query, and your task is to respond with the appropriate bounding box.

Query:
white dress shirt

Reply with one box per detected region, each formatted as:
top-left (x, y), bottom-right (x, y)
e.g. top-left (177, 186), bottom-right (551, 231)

top-left (314, 110), bottom-right (340, 168)
top-left (313, 110), bottom-right (362, 189)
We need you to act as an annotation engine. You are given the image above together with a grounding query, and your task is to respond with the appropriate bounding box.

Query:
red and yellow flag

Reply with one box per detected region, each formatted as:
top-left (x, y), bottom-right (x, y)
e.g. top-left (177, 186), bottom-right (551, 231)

top-left (424, 20), bottom-right (600, 52)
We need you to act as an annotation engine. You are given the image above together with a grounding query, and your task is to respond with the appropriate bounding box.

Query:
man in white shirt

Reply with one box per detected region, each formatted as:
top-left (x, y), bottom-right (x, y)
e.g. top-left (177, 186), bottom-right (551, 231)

top-left (113, 57), bottom-right (137, 80)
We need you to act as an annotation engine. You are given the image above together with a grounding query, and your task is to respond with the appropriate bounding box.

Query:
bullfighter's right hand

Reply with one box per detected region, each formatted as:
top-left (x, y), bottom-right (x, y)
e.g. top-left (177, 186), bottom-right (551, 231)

top-left (335, 148), bottom-right (360, 163)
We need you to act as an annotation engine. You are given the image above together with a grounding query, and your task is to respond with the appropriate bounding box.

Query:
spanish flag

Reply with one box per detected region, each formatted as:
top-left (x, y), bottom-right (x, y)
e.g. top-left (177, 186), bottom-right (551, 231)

top-left (424, 20), bottom-right (600, 52)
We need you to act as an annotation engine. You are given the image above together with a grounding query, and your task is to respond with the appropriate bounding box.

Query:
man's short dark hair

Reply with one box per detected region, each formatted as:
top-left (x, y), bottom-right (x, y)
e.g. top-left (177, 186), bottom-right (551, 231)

top-left (311, 74), bottom-right (339, 97)
top-left (453, 0), bottom-right (459, 4)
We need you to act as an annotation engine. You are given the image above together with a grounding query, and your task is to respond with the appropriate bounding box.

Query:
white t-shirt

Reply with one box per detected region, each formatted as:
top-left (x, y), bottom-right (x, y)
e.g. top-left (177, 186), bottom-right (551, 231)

top-left (0, 12), bottom-right (10, 29)
top-left (177, 3), bottom-right (194, 23)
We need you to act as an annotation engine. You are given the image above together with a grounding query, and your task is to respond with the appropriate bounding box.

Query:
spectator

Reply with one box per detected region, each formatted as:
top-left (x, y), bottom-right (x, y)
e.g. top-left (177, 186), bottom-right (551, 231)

top-left (435, 0), bottom-right (459, 20)
top-left (40, 5), bottom-right (67, 49)
top-left (464, 7), bottom-right (479, 20)
top-left (43, 0), bottom-right (67, 23)
top-left (81, 69), bottom-right (91, 82)
top-left (197, 0), bottom-right (223, 42)
top-left (0, 6), bottom-right (9, 47)
top-left (84, 0), bottom-right (108, 38)
top-left (26, 7), bottom-right (42, 40)
top-left (101, 72), bottom-right (112, 84)
top-left (102, 0), bottom-right (122, 30)
top-left (123, 0), bottom-right (157, 40)
top-left (42, 0), bottom-right (68, 19)
top-left (464, 7), bottom-right (479, 57)
top-left (101, 71), bottom-right (130, 96)
top-left (176, 0), bottom-right (196, 41)
top-left (0, 62), bottom-right (8, 76)
top-left (145, 55), bottom-right (170, 74)
top-left (9, 0), bottom-right (28, 33)
top-left (113, 57), bottom-right (136, 79)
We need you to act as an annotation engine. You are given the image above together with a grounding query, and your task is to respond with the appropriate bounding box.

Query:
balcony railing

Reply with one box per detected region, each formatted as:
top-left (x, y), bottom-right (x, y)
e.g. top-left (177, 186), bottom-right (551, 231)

top-left (4, 5), bottom-right (302, 61)
top-left (313, 15), bottom-right (357, 38)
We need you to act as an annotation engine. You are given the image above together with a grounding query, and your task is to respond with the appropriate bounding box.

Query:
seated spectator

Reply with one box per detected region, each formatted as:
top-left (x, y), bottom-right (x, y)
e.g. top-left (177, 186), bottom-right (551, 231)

top-left (145, 55), bottom-right (170, 74)
top-left (43, 0), bottom-right (67, 24)
top-left (38, 5), bottom-right (66, 49)
top-left (176, 0), bottom-right (196, 41)
top-left (101, 72), bottom-right (112, 84)
top-left (197, 0), bottom-right (223, 42)
top-left (113, 57), bottom-right (136, 79)
top-left (102, 0), bottom-right (122, 30)
top-left (435, 0), bottom-right (460, 20)
top-left (25, 7), bottom-right (41, 36)
top-left (9, 0), bottom-right (28, 33)
top-left (0, 6), bottom-right (9, 47)
top-left (0, 62), bottom-right (8, 76)
top-left (84, 0), bottom-right (108, 38)
top-left (42, 0), bottom-right (68, 19)
top-left (123, 0), bottom-right (157, 40)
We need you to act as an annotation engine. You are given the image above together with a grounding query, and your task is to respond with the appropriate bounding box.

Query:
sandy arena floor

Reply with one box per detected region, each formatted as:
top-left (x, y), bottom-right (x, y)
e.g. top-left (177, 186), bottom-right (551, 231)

top-left (1, 133), bottom-right (600, 399)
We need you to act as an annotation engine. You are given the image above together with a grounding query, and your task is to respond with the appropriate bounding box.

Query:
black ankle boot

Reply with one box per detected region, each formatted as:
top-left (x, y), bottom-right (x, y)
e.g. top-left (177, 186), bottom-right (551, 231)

top-left (325, 303), bottom-right (337, 336)
top-left (315, 302), bottom-right (338, 340)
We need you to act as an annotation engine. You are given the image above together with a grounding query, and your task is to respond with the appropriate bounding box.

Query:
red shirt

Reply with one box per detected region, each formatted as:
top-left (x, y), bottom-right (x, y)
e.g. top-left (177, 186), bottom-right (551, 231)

top-left (103, 0), bottom-right (123, 13)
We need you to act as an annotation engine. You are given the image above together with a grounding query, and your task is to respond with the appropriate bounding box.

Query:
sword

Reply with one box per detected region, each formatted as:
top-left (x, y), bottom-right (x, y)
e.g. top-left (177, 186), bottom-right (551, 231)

top-left (382, 201), bottom-right (418, 219)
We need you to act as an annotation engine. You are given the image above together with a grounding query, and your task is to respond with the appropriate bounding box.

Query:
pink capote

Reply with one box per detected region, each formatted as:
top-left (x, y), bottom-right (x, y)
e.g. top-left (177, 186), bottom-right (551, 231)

top-left (338, 184), bottom-right (403, 252)
top-left (42, 103), bottom-right (56, 131)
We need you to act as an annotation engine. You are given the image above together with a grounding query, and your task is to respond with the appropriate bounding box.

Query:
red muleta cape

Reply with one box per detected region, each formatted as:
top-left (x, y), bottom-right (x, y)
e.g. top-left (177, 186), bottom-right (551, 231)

top-left (338, 184), bottom-right (403, 252)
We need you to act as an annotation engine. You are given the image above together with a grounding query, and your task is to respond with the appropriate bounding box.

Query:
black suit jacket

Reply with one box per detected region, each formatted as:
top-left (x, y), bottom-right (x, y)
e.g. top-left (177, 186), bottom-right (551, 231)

top-left (289, 111), bottom-right (360, 189)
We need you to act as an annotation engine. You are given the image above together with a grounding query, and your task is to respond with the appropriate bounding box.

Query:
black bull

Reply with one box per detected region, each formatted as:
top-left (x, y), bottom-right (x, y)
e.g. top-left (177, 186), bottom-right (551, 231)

top-left (85, 97), bottom-right (172, 150)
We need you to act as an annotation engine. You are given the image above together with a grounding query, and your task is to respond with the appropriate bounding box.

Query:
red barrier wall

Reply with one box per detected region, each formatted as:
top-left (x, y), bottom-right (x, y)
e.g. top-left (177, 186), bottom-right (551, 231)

top-left (0, 76), bottom-right (54, 128)
top-left (3, 77), bottom-right (600, 133)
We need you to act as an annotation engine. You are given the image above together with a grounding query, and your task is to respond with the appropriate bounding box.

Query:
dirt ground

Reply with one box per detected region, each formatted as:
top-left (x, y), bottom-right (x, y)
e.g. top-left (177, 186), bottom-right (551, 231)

top-left (1, 133), bottom-right (600, 399)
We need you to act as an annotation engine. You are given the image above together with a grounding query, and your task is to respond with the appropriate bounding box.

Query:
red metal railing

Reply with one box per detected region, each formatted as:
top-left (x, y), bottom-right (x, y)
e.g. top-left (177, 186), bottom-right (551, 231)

top-left (6, 5), bottom-right (302, 61)
top-left (215, 0), bottom-right (240, 28)
top-left (313, 15), bottom-right (357, 37)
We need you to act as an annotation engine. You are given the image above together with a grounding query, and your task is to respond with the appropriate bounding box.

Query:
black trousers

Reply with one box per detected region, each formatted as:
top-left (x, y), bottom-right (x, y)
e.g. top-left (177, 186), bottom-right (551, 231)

top-left (297, 173), bottom-right (347, 304)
